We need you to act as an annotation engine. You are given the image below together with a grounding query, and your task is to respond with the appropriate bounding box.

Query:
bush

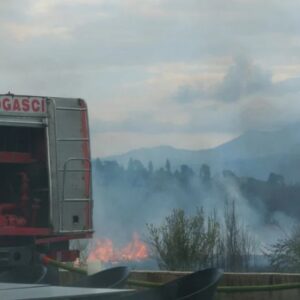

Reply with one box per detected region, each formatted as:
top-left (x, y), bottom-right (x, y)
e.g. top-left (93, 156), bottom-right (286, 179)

top-left (147, 208), bottom-right (220, 271)
top-left (267, 226), bottom-right (300, 272)
top-left (147, 201), bottom-right (258, 271)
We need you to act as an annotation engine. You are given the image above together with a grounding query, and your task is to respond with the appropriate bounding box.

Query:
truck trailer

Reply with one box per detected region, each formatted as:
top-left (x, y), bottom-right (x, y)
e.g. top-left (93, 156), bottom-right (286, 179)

top-left (0, 93), bottom-right (93, 269)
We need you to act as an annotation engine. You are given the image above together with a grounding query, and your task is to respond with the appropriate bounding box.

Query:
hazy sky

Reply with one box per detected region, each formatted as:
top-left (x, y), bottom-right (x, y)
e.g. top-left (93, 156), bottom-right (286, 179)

top-left (1, 0), bottom-right (300, 157)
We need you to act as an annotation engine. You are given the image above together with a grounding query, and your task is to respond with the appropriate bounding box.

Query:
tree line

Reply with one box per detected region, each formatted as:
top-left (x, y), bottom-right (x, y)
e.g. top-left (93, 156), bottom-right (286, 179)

top-left (94, 158), bottom-right (300, 220)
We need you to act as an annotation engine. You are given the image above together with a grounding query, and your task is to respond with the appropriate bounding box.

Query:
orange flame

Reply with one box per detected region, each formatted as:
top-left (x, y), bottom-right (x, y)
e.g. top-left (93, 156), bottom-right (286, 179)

top-left (87, 233), bottom-right (149, 263)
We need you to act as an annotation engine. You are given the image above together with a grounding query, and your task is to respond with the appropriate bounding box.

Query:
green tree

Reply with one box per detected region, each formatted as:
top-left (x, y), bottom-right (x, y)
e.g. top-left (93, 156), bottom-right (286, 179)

top-left (177, 164), bottom-right (194, 188)
top-left (148, 161), bottom-right (154, 174)
top-left (267, 225), bottom-right (300, 272)
top-left (147, 208), bottom-right (220, 271)
top-left (165, 159), bottom-right (171, 174)
top-left (268, 172), bottom-right (285, 186)
top-left (222, 200), bottom-right (257, 271)
top-left (147, 202), bottom-right (257, 272)
top-left (200, 164), bottom-right (211, 183)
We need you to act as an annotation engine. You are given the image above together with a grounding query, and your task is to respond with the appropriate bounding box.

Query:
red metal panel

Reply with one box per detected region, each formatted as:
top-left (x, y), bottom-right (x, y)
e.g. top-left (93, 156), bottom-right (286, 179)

top-left (0, 227), bottom-right (51, 236)
top-left (35, 232), bottom-right (93, 245)
top-left (80, 100), bottom-right (92, 230)
top-left (0, 152), bottom-right (34, 163)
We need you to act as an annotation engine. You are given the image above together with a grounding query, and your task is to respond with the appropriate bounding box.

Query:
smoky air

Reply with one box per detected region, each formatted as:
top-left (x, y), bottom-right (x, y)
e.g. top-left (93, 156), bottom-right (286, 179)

top-left (91, 127), bottom-right (300, 270)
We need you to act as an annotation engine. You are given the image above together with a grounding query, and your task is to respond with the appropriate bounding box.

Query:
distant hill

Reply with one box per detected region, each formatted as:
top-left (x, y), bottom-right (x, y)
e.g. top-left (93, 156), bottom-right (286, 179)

top-left (101, 126), bottom-right (300, 182)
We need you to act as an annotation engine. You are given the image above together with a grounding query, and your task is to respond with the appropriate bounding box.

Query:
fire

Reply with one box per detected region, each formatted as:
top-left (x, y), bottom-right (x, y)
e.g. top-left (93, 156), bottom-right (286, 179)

top-left (87, 233), bottom-right (149, 263)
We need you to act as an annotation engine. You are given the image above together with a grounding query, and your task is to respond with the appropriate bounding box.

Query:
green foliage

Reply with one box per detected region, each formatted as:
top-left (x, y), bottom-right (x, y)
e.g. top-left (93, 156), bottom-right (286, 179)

top-left (165, 159), bottom-right (171, 173)
top-left (200, 164), bottom-right (211, 183)
top-left (147, 202), bottom-right (258, 272)
top-left (148, 161), bottom-right (154, 174)
top-left (147, 208), bottom-right (220, 271)
top-left (268, 226), bottom-right (300, 272)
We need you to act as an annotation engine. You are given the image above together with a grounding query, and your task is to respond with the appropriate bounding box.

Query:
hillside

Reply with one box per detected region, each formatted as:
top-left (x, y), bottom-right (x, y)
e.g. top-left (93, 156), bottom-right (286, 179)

top-left (102, 126), bottom-right (300, 181)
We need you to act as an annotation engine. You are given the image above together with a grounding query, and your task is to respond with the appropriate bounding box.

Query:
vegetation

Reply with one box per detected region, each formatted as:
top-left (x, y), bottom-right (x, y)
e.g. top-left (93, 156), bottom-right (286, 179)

top-left (147, 201), bottom-right (257, 272)
top-left (222, 201), bottom-right (257, 271)
top-left (147, 208), bottom-right (219, 270)
top-left (94, 157), bottom-right (300, 272)
top-left (267, 226), bottom-right (300, 272)
top-left (94, 158), bottom-right (300, 220)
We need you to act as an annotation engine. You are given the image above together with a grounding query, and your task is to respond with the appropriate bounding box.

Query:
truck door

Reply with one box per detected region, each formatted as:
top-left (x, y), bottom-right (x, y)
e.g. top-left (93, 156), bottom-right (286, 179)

top-left (50, 98), bottom-right (92, 233)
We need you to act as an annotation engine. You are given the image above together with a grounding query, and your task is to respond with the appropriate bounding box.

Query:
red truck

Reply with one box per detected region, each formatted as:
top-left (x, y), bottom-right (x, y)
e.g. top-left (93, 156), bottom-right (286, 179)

top-left (0, 93), bottom-right (93, 269)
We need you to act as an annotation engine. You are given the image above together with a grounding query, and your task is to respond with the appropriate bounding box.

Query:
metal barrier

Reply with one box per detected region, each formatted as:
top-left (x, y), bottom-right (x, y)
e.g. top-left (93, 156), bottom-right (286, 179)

top-left (127, 278), bottom-right (300, 293)
top-left (46, 259), bottom-right (300, 297)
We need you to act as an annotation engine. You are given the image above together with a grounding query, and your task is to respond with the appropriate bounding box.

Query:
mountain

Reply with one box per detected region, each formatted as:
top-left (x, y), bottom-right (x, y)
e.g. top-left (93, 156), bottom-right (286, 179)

top-left (104, 145), bottom-right (208, 169)
top-left (101, 125), bottom-right (300, 181)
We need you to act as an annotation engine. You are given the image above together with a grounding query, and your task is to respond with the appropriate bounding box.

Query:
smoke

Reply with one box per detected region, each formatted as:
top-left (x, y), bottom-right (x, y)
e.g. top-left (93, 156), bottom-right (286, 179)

top-left (92, 168), bottom-right (190, 245)
top-left (214, 55), bottom-right (272, 102)
top-left (92, 160), bottom-right (297, 256)
top-left (172, 56), bottom-right (272, 105)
